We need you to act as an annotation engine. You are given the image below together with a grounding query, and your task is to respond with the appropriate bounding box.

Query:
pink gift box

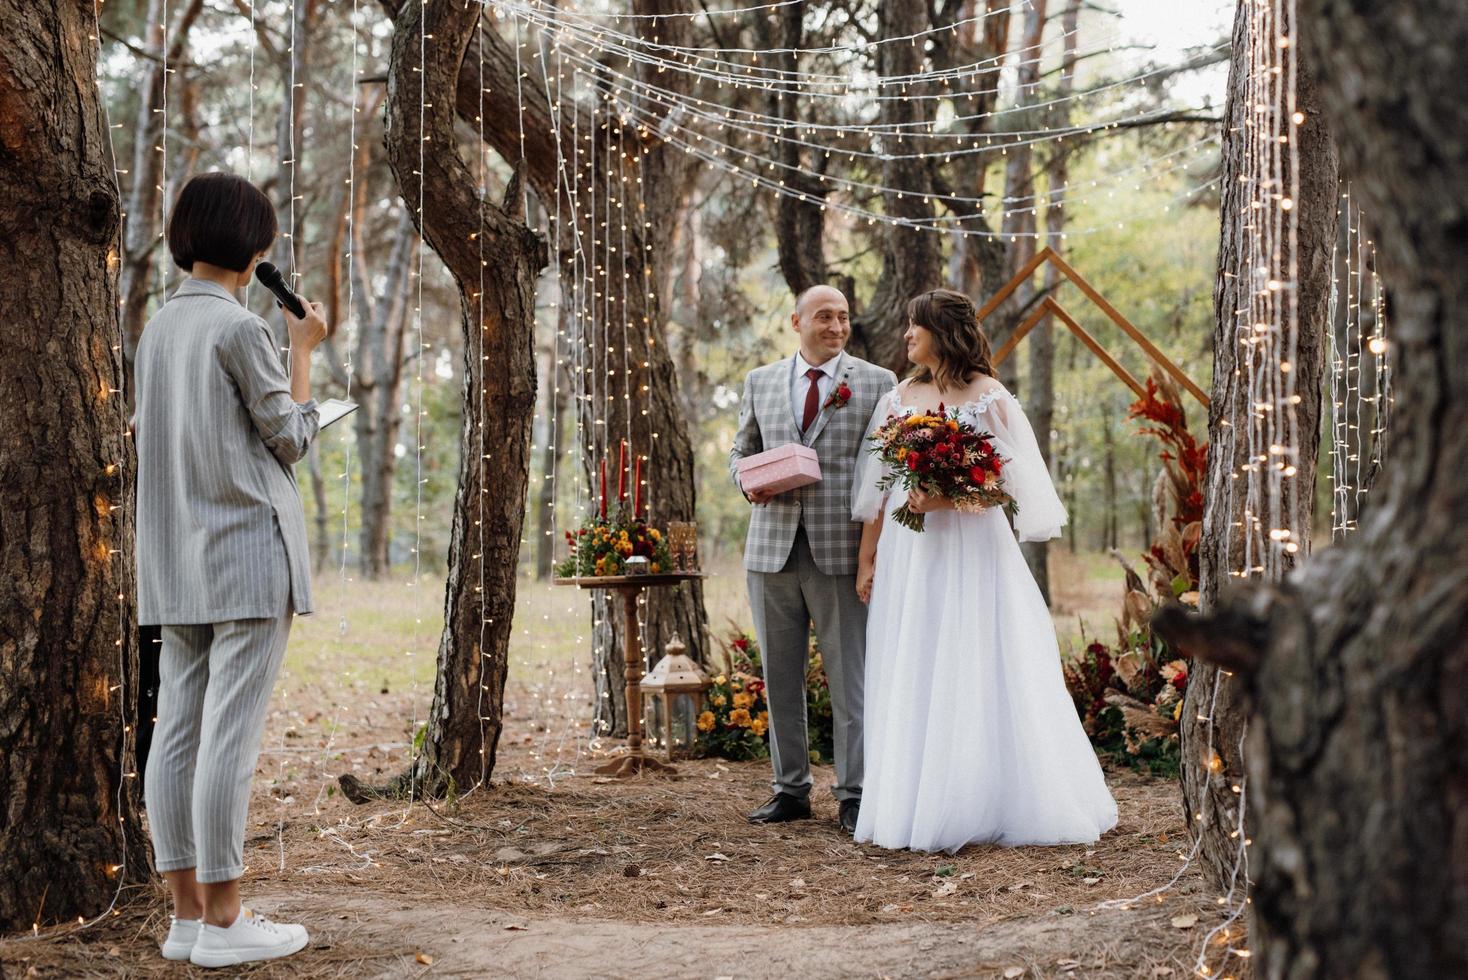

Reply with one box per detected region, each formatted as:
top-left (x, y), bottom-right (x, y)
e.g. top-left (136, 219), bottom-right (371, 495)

top-left (736, 444), bottom-right (822, 495)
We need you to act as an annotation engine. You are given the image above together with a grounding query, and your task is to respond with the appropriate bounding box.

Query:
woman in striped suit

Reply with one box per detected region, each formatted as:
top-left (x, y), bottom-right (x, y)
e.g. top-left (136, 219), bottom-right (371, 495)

top-left (134, 173), bottom-right (328, 968)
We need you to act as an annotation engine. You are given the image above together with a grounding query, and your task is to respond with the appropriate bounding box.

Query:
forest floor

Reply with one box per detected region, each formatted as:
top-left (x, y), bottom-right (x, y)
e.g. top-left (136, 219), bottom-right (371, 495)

top-left (1, 553), bottom-right (1248, 979)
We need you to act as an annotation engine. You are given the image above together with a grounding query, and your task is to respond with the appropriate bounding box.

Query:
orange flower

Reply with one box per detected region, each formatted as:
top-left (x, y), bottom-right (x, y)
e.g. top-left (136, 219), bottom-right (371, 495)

top-left (697, 711), bottom-right (716, 732)
top-left (728, 708), bottom-right (752, 728)
top-left (750, 716), bottom-right (768, 737)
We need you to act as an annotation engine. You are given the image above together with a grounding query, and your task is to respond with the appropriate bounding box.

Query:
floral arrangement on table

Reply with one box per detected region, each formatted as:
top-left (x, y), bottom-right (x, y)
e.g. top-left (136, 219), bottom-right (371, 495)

top-left (555, 439), bottom-right (673, 578)
top-left (1062, 373), bottom-right (1207, 776)
top-left (869, 406), bottom-right (1013, 531)
top-left (696, 624), bottom-right (835, 763)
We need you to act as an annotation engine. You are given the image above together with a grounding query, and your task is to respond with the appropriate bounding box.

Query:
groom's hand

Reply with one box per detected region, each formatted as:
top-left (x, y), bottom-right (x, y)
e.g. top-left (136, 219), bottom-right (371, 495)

top-left (746, 487), bottom-right (778, 505)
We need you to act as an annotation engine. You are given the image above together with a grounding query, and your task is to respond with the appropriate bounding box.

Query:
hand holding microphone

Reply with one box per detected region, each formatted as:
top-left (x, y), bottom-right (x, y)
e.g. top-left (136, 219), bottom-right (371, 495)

top-left (255, 261), bottom-right (331, 353)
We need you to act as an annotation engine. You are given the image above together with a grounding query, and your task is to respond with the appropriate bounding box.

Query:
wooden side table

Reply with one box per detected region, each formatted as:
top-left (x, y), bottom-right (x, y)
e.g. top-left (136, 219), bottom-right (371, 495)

top-left (556, 571), bottom-right (706, 777)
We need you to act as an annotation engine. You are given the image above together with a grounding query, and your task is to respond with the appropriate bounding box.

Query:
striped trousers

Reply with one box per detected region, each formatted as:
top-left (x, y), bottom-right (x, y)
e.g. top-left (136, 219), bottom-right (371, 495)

top-left (144, 598), bottom-right (293, 884)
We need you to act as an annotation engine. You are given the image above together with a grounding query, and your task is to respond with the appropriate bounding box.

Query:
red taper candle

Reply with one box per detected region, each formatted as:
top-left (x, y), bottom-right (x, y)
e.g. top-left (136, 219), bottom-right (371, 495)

top-left (599, 455), bottom-right (608, 519)
top-left (633, 456), bottom-right (643, 517)
top-left (617, 439), bottom-right (628, 502)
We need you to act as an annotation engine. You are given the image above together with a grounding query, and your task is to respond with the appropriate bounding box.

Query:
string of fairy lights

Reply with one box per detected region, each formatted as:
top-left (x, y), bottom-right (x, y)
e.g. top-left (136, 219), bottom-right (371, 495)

top-left (486, 0), bottom-right (1229, 793)
top-left (65, 4), bottom-right (1340, 970)
top-left (1327, 185), bottom-right (1391, 539)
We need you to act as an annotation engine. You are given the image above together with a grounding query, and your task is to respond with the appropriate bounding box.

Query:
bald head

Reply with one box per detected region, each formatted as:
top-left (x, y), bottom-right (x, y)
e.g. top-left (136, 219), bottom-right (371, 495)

top-left (791, 285), bottom-right (851, 364)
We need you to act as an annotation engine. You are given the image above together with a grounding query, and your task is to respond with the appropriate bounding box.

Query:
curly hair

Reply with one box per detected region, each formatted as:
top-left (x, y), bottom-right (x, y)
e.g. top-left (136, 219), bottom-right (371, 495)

top-left (906, 288), bottom-right (996, 390)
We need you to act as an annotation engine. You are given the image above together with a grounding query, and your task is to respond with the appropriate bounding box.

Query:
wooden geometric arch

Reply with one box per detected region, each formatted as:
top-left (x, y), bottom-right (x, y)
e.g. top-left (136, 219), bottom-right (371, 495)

top-left (980, 246), bottom-right (1210, 408)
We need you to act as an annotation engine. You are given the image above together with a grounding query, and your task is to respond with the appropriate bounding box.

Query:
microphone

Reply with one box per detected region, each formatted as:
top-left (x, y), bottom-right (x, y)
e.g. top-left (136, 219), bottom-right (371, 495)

top-left (254, 261), bottom-right (307, 319)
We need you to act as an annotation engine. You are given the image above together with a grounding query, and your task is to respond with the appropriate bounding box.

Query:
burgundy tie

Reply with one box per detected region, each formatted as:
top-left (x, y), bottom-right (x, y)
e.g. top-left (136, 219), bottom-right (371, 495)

top-left (801, 367), bottom-right (824, 432)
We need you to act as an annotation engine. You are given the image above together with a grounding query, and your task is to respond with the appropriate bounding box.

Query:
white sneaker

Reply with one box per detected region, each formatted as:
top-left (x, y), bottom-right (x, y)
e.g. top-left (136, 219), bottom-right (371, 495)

top-left (161, 917), bottom-right (200, 960)
top-left (189, 908), bottom-right (308, 969)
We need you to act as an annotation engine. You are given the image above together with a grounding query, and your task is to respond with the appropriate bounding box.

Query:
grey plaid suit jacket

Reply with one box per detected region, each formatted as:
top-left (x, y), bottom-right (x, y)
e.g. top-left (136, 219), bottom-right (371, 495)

top-left (134, 278), bottom-right (320, 624)
top-left (729, 352), bottom-right (897, 575)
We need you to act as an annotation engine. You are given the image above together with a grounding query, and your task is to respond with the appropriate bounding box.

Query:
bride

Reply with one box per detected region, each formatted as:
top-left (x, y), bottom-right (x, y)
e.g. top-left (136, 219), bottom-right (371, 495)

top-left (851, 288), bottom-right (1117, 852)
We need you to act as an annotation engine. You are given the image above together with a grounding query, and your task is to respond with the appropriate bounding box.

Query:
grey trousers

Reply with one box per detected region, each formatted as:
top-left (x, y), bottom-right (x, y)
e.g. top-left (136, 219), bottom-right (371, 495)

top-left (747, 527), bottom-right (867, 802)
top-left (144, 602), bottom-right (293, 883)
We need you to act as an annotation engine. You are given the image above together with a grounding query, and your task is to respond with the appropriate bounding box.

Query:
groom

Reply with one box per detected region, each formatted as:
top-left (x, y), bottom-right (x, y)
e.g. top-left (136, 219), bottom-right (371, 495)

top-left (729, 285), bottom-right (897, 834)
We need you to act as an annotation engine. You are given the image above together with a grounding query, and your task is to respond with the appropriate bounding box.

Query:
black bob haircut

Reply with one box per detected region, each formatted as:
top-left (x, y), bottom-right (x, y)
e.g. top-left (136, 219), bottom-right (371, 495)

top-left (167, 172), bottom-right (277, 273)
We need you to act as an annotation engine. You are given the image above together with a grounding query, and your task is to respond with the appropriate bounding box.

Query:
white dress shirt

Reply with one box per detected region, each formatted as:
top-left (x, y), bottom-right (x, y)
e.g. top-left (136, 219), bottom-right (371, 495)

top-left (792, 351), bottom-right (839, 429)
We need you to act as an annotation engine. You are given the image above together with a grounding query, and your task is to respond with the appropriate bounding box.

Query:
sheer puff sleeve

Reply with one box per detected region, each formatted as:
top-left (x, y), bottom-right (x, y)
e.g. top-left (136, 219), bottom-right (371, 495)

top-left (851, 390), bottom-right (896, 522)
top-left (983, 390), bottom-right (1067, 542)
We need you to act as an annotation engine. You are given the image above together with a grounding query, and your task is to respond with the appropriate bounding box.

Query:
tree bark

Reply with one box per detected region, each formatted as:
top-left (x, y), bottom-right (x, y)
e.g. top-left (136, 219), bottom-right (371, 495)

top-left (341, 0), bottom-right (546, 800)
top-left (1020, 0), bottom-right (1079, 603)
top-left (352, 210), bottom-right (415, 580)
top-left (845, 1), bottom-right (945, 376)
top-left (0, 0), bottom-right (151, 930)
top-left (533, 336), bottom-right (568, 580)
top-left (430, 5), bottom-right (709, 733)
top-left (118, 0), bottom-right (205, 373)
top-left (1160, 3), bottom-right (1468, 974)
top-left (760, 0), bottom-right (828, 297)
top-left (1175, 0), bottom-right (1338, 897)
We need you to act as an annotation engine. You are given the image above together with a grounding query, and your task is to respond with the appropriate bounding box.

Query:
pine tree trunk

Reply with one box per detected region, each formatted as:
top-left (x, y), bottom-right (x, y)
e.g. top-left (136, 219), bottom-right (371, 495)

top-left (341, 0), bottom-right (546, 800)
top-left (0, 0), bottom-right (151, 930)
top-left (1019, 0), bottom-right (1077, 604)
top-left (118, 0), bottom-right (205, 373)
top-left (533, 343), bottom-right (567, 581)
top-left (1163, 3), bottom-right (1468, 973)
top-left (353, 212), bottom-right (415, 580)
top-left (846, 1), bottom-right (944, 375)
top-left (429, 6), bottom-right (709, 734)
top-left (1175, 0), bottom-right (1338, 893)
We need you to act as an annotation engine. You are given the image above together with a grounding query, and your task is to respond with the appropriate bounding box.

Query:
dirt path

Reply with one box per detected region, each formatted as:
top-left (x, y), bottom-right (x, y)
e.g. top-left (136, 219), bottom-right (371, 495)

top-left (248, 889), bottom-right (1195, 979)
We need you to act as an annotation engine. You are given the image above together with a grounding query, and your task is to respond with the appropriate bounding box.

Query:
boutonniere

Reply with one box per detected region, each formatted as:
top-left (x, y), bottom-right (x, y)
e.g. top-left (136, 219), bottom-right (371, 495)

top-left (824, 380), bottom-right (853, 411)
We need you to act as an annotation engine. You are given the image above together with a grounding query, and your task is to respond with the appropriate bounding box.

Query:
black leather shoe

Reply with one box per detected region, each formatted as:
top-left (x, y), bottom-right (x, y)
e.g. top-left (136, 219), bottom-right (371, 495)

top-left (747, 793), bottom-right (812, 824)
top-left (839, 799), bottom-right (860, 834)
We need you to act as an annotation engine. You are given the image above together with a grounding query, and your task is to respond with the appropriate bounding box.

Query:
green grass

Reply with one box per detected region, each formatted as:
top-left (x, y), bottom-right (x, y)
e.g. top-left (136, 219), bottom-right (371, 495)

top-left (285, 548), bottom-right (1124, 696)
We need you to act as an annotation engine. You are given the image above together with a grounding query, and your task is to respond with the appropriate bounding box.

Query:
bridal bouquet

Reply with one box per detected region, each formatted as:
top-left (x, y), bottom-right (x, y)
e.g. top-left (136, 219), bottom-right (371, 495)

top-left (869, 406), bottom-right (1012, 532)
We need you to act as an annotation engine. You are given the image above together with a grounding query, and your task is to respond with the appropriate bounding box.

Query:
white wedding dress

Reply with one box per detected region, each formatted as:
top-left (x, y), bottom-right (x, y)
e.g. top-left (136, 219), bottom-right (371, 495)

top-left (851, 382), bottom-right (1118, 852)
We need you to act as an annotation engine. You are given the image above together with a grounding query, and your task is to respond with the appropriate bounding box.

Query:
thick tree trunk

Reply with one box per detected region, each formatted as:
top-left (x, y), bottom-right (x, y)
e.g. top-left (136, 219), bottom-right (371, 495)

top-left (0, 0), bottom-right (151, 930)
top-left (433, 6), bottom-right (708, 733)
top-left (1157, 3), bottom-right (1468, 975)
top-left (1176, 0), bottom-right (1337, 897)
top-left (341, 0), bottom-right (545, 800)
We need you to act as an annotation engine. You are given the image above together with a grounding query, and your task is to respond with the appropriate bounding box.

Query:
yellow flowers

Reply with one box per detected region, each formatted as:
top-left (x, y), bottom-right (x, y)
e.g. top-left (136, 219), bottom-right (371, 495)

top-left (750, 716), bottom-right (767, 737)
top-left (732, 692), bottom-right (754, 710)
top-left (711, 694), bottom-right (727, 708)
top-left (728, 708), bottom-right (752, 728)
top-left (697, 711), bottom-right (716, 732)
top-left (649, 528), bottom-right (661, 540)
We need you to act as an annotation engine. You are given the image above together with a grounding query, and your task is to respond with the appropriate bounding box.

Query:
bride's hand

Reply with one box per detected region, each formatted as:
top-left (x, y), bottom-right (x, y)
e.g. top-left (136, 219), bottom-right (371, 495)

top-left (856, 561), bottom-right (875, 604)
top-left (907, 488), bottom-right (953, 514)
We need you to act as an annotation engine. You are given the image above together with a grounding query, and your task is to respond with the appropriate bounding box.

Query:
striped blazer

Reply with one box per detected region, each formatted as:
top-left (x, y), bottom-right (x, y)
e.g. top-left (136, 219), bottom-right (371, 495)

top-left (134, 278), bottom-right (319, 624)
top-left (729, 351), bottom-right (897, 575)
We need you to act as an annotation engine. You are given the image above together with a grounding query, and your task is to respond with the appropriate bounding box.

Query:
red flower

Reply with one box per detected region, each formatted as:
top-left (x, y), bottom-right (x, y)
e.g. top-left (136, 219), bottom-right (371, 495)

top-left (907, 452), bottom-right (923, 470)
top-left (1171, 670), bottom-right (1188, 691)
top-left (969, 465), bottom-right (985, 482)
top-left (823, 382), bottom-right (854, 411)
top-left (731, 637), bottom-right (749, 651)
